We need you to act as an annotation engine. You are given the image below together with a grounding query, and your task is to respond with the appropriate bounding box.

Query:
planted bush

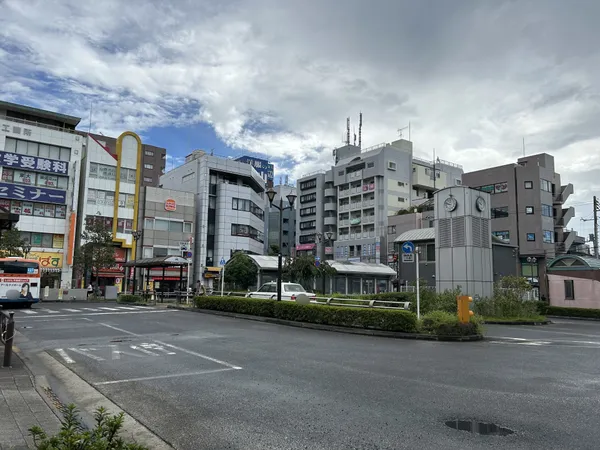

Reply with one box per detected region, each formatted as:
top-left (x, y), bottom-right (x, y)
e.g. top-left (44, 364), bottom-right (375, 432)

top-left (544, 306), bottom-right (600, 319)
top-left (30, 404), bottom-right (148, 449)
top-left (193, 295), bottom-right (418, 333)
top-left (420, 310), bottom-right (482, 337)
top-left (117, 294), bottom-right (143, 304)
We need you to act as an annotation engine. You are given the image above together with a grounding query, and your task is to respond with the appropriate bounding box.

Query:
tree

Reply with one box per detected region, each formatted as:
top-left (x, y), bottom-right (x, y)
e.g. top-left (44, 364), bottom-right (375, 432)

top-left (283, 255), bottom-right (337, 291)
top-left (0, 228), bottom-right (26, 258)
top-left (74, 220), bottom-right (116, 286)
top-left (224, 252), bottom-right (258, 290)
top-left (268, 244), bottom-right (280, 256)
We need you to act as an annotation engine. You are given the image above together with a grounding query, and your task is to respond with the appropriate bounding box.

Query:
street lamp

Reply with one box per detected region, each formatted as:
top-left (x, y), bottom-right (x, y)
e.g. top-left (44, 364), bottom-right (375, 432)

top-left (22, 243), bottom-right (31, 259)
top-left (266, 188), bottom-right (297, 301)
top-left (132, 230), bottom-right (142, 294)
top-left (526, 256), bottom-right (537, 284)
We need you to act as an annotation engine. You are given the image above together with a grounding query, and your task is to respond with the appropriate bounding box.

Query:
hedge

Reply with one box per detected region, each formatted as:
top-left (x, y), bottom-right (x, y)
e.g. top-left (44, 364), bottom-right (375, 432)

top-left (419, 310), bottom-right (482, 337)
top-left (543, 305), bottom-right (600, 319)
top-left (117, 294), bottom-right (143, 304)
top-left (193, 296), bottom-right (418, 333)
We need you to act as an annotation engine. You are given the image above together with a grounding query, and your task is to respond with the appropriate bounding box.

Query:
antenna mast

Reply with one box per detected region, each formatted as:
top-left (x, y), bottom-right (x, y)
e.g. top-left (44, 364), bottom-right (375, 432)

top-left (358, 112), bottom-right (363, 149)
top-left (346, 117), bottom-right (350, 146)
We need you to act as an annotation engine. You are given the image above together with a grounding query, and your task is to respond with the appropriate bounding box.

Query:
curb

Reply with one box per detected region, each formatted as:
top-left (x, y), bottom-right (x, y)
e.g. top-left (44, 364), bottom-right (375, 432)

top-left (547, 315), bottom-right (600, 322)
top-left (167, 305), bottom-right (484, 342)
top-left (483, 320), bottom-right (550, 325)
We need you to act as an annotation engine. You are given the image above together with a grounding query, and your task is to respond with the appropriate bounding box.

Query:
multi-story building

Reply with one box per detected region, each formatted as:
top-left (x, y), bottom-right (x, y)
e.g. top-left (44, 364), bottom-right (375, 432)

top-left (462, 153), bottom-right (574, 298)
top-left (0, 101), bottom-right (83, 288)
top-left (76, 131), bottom-right (166, 291)
top-left (296, 139), bottom-right (463, 264)
top-left (266, 184), bottom-right (296, 257)
top-left (160, 150), bottom-right (266, 287)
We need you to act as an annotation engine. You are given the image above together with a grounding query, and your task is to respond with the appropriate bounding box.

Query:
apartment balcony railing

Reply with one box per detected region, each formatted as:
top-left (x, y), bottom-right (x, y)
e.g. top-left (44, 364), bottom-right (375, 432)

top-left (553, 183), bottom-right (573, 204)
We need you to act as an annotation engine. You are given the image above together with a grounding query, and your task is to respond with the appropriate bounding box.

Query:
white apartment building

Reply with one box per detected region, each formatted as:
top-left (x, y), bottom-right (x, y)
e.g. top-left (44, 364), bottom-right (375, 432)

top-left (0, 101), bottom-right (83, 288)
top-left (160, 150), bottom-right (266, 287)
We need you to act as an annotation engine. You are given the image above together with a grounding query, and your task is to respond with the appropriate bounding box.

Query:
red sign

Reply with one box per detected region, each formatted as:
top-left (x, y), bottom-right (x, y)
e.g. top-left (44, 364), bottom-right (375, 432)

top-left (296, 244), bottom-right (316, 251)
top-left (114, 248), bottom-right (126, 263)
top-left (165, 198), bottom-right (176, 211)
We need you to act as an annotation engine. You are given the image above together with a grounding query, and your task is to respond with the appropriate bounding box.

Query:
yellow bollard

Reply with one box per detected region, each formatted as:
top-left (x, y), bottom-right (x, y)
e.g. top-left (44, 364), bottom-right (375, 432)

top-left (456, 295), bottom-right (473, 323)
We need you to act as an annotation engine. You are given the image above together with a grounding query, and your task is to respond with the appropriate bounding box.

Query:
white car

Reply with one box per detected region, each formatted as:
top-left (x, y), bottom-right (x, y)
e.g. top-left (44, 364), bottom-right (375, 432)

top-left (246, 282), bottom-right (316, 301)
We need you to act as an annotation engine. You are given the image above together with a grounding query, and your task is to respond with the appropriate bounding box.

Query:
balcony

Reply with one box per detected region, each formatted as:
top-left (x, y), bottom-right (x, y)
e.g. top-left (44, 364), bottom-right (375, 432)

top-left (555, 206), bottom-right (575, 227)
top-left (363, 216), bottom-right (375, 224)
top-left (362, 199), bottom-right (375, 207)
top-left (324, 217), bottom-right (337, 226)
top-left (338, 190), bottom-right (349, 198)
top-left (350, 202), bottom-right (362, 210)
top-left (325, 202), bottom-right (336, 212)
top-left (324, 188), bottom-right (336, 197)
top-left (338, 204), bottom-right (349, 211)
top-left (553, 183), bottom-right (573, 204)
top-left (555, 229), bottom-right (576, 254)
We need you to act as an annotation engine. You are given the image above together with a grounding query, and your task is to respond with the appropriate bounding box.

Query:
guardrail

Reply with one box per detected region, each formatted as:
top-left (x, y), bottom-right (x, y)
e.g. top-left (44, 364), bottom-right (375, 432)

top-left (1, 311), bottom-right (15, 368)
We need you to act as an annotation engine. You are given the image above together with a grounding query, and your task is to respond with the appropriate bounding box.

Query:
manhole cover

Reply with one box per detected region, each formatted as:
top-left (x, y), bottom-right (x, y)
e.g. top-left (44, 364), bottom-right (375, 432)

top-left (445, 420), bottom-right (514, 436)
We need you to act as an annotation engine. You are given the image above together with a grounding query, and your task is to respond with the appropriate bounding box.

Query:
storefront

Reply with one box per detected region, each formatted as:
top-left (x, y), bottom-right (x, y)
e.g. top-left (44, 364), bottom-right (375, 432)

top-left (29, 251), bottom-right (63, 288)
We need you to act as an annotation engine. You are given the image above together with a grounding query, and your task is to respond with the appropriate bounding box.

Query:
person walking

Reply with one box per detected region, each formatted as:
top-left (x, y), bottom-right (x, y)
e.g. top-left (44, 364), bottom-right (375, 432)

top-left (87, 283), bottom-right (93, 299)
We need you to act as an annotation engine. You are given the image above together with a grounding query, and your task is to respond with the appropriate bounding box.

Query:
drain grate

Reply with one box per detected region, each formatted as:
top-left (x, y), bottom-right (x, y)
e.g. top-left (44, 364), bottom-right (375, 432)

top-left (445, 419), bottom-right (514, 436)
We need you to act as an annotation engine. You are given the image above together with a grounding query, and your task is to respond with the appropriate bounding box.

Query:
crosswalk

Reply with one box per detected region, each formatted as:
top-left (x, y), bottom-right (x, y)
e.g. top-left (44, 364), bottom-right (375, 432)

top-left (10, 305), bottom-right (156, 317)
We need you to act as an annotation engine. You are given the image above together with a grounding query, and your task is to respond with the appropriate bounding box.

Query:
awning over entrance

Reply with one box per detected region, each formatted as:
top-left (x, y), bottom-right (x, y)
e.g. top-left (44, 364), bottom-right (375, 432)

top-left (122, 256), bottom-right (190, 268)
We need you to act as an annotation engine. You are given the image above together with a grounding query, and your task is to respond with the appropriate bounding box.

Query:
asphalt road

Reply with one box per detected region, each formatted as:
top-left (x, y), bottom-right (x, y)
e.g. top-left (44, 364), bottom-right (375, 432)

top-left (9, 303), bottom-right (600, 450)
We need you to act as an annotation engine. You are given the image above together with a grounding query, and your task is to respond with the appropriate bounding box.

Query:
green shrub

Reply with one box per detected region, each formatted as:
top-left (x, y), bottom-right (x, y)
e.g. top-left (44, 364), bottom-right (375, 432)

top-left (193, 296), bottom-right (418, 332)
top-left (30, 404), bottom-right (148, 449)
top-left (473, 296), bottom-right (540, 319)
top-left (419, 310), bottom-right (482, 337)
top-left (409, 287), bottom-right (460, 315)
top-left (117, 294), bottom-right (143, 304)
top-left (544, 306), bottom-right (600, 319)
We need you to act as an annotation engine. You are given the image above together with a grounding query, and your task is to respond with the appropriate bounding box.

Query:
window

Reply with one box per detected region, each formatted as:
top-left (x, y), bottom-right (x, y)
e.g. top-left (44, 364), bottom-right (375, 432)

top-left (300, 193), bottom-right (316, 203)
top-left (564, 280), bottom-right (575, 300)
top-left (492, 231), bottom-right (510, 242)
top-left (540, 179), bottom-right (552, 192)
top-left (338, 171), bottom-right (344, 176)
top-left (300, 206), bottom-right (316, 216)
top-left (524, 181), bottom-right (533, 189)
top-left (525, 206), bottom-right (534, 214)
top-left (397, 197), bottom-right (405, 202)
top-left (0, 168), bottom-right (68, 189)
top-left (116, 219), bottom-right (133, 234)
top-left (526, 233), bottom-right (535, 241)
top-left (145, 150), bottom-right (154, 156)
top-left (144, 218), bottom-right (154, 229)
top-left (4, 138), bottom-right (71, 161)
top-left (183, 222), bottom-right (192, 233)
top-left (543, 230), bottom-right (554, 243)
top-left (387, 225), bottom-right (396, 234)
top-left (455, 179), bottom-right (462, 186)
top-left (143, 177), bottom-right (153, 183)
top-left (299, 234), bottom-right (316, 244)
top-left (232, 197), bottom-right (264, 220)
top-left (231, 223), bottom-right (264, 243)
top-left (154, 219), bottom-right (169, 231)
top-left (397, 181), bottom-right (405, 187)
top-left (299, 179), bottom-right (317, 190)
top-left (209, 197), bottom-right (216, 209)
top-left (491, 207), bottom-right (509, 219)
top-left (144, 164), bottom-right (154, 170)
top-left (367, 162), bottom-right (375, 168)
top-left (19, 232), bottom-right (64, 249)
top-left (541, 204), bottom-right (553, 217)
top-left (387, 161), bottom-right (397, 170)
top-left (300, 220), bottom-right (316, 230)
top-left (169, 221), bottom-right (183, 232)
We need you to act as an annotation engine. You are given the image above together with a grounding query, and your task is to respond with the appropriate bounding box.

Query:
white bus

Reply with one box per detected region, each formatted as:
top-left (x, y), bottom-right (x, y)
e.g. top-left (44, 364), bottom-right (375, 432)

top-left (0, 258), bottom-right (41, 308)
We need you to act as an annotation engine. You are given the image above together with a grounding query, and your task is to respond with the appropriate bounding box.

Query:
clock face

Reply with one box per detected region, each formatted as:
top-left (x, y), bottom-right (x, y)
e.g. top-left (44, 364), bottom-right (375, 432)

top-left (444, 197), bottom-right (457, 212)
top-left (476, 197), bottom-right (486, 212)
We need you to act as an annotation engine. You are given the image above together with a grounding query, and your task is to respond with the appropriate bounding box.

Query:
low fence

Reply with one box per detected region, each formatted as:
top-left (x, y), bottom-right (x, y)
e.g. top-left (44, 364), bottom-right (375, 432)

top-left (1, 311), bottom-right (15, 368)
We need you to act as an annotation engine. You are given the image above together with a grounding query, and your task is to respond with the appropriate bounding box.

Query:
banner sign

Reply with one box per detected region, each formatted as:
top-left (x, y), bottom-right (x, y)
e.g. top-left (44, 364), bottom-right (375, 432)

top-left (0, 181), bottom-right (67, 204)
top-left (0, 151), bottom-right (69, 175)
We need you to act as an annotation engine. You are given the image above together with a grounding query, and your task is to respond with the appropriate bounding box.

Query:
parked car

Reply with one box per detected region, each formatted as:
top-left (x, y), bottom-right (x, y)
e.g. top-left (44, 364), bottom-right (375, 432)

top-left (246, 282), bottom-right (316, 301)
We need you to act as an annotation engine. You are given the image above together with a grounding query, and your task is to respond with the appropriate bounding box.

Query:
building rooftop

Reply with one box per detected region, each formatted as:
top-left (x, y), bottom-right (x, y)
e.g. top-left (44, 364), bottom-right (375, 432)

top-left (548, 255), bottom-right (600, 270)
top-left (0, 100), bottom-right (81, 126)
top-left (246, 255), bottom-right (396, 276)
top-left (394, 228), bottom-right (435, 243)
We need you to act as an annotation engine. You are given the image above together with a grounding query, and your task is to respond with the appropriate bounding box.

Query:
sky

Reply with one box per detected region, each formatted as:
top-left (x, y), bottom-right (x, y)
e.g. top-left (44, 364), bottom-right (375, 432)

top-left (0, 0), bottom-right (599, 239)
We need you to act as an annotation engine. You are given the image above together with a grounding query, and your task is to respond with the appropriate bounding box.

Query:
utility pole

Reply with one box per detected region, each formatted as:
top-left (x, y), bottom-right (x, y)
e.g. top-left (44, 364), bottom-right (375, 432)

top-left (594, 196), bottom-right (599, 259)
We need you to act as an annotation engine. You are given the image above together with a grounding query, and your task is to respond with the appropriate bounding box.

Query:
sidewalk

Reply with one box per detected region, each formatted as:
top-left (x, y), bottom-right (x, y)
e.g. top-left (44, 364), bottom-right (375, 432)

top-left (0, 355), bottom-right (60, 450)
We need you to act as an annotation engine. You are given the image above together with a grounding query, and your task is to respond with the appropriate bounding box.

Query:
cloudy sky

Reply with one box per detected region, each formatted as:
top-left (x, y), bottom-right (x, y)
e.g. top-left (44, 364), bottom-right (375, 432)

top-left (1, 0), bottom-right (598, 238)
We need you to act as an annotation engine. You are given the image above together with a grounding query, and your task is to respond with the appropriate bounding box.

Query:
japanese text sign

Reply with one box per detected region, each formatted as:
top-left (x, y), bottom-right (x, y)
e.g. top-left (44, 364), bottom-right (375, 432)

top-left (0, 181), bottom-right (66, 204)
top-left (0, 151), bottom-right (69, 176)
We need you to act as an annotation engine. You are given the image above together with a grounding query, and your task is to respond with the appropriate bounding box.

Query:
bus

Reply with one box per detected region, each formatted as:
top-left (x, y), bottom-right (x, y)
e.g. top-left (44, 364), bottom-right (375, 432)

top-left (0, 258), bottom-right (41, 308)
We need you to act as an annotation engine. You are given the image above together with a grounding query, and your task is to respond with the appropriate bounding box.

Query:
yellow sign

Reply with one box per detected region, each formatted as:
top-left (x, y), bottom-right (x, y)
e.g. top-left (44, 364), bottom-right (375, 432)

top-left (29, 252), bottom-right (63, 269)
top-left (53, 234), bottom-right (64, 249)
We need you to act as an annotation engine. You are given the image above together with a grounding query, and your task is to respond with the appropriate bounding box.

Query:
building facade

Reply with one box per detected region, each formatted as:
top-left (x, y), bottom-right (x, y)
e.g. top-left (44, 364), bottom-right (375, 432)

top-left (0, 101), bottom-right (83, 288)
top-left (462, 153), bottom-right (575, 298)
top-left (160, 150), bottom-right (266, 287)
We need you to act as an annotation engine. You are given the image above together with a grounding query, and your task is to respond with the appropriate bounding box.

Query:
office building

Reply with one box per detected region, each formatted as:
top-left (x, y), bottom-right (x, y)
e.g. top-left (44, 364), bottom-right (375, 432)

top-left (462, 153), bottom-right (575, 298)
top-left (266, 184), bottom-right (296, 257)
top-left (296, 139), bottom-right (463, 264)
top-left (235, 155), bottom-right (274, 188)
top-left (160, 150), bottom-right (267, 287)
top-left (0, 101), bottom-right (83, 288)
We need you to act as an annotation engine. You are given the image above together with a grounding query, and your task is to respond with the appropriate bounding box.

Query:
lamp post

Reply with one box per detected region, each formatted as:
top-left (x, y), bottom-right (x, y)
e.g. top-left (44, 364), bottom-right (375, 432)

top-left (132, 230), bottom-right (142, 294)
top-left (266, 188), bottom-right (297, 301)
top-left (22, 243), bottom-right (31, 259)
top-left (526, 256), bottom-right (537, 285)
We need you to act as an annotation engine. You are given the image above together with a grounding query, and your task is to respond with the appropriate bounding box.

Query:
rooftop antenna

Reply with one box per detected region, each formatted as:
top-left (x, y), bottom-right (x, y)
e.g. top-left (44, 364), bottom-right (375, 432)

top-left (346, 117), bottom-right (351, 146)
top-left (285, 175), bottom-right (289, 185)
top-left (353, 126), bottom-right (357, 146)
top-left (358, 112), bottom-right (363, 149)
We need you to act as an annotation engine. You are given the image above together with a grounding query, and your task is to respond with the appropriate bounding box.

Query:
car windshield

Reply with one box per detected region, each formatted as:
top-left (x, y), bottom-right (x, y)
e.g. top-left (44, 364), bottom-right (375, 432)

top-left (284, 284), bottom-right (306, 292)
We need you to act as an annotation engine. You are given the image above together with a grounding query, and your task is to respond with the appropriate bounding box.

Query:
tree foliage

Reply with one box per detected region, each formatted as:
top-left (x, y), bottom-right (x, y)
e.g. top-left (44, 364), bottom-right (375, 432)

top-left (283, 255), bottom-right (337, 289)
top-left (0, 228), bottom-right (26, 258)
top-left (73, 220), bottom-right (116, 282)
top-left (224, 252), bottom-right (258, 290)
top-left (267, 244), bottom-right (279, 256)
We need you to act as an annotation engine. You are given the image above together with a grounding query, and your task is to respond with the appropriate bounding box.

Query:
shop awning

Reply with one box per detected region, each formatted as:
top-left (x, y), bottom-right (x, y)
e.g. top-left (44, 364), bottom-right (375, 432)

top-left (122, 256), bottom-right (190, 268)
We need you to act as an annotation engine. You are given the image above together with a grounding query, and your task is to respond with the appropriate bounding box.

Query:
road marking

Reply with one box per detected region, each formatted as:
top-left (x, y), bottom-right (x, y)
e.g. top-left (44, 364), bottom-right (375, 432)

top-left (22, 310), bottom-right (37, 315)
top-left (141, 343), bottom-right (176, 355)
top-left (130, 345), bottom-right (159, 356)
top-left (56, 348), bottom-right (75, 364)
top-left (93, 368), bottom-right (238, 386)
top-left (116, 306), bottom-right (137, 310)
top-left (18, 310), bottom-right (173, 319)
top-left (98, 307), bottom-right (120, 311)
top-left (67, 347), bottom-right (105, 361)
top-left (81, 308), bottom-right (101, 312)
top-left (97, 323), bottom-right (243, 370)
top-left (63, 308), bottom-right (80, 312)
top-left (110, 345), bottom-right (121, 360)
top-left (40, 308), bottom-right (60, 314)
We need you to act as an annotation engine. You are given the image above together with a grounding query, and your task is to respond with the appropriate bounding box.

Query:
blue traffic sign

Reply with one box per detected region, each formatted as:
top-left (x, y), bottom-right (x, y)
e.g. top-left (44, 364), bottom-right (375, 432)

top-left (219, 258), bottom-right (227, 266)
top-left (314, 256), bottom-right (321, 268)
top-left (401, 241), bottom-right (415, 254)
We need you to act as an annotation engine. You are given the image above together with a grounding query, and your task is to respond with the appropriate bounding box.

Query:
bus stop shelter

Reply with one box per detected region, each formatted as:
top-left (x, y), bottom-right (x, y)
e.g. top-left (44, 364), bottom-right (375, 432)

top-left (122, 256), bottom-right (190, 301)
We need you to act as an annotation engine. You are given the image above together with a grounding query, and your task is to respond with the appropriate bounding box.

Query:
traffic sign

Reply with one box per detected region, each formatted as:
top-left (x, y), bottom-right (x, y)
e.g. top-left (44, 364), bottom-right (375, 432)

top-left (402, 253), bottom-right (415, 263)
top-left (219, 258), bottom-right (227, 266)
top-left (401, 241), bottom-right (415, 254)
top-left (314, 256), bottom-right (321, 268)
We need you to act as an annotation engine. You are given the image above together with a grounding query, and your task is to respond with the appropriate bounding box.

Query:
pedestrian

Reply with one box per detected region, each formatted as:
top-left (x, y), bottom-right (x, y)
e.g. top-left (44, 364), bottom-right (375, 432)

top-left (87, 283), bottom-right (93, 299)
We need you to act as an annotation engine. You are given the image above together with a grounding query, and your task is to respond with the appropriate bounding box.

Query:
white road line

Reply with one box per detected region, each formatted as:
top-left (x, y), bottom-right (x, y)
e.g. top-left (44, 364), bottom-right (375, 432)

top-left (56, 348), bottom-right (75, 364)
top-left (141, 343), bottom-right (176, 355)
top-left (93, 368), bottom-right (238, 386)
top-left (40, 308), bottom-right (60, 314)
top-left (81, 308), bottom-right (101, 312)
top-left (97, 322), bottom-right (243, 370)
top-left (18, 310), bottom-right (176, 319)
top-left (98, 307), bottom-right (120, 311)
top-left (110, 345), bottom-right (121, 360)
top-left (63, 308), bottom-right (80, 313)
top-left (116, 306), bottom-right (137, 310)
top-left (22, 310), bottom-right (38, 315)
top-left (68, 347), bottom-right (105, 361)
top-left (130, 345), bottom-right (159, 356)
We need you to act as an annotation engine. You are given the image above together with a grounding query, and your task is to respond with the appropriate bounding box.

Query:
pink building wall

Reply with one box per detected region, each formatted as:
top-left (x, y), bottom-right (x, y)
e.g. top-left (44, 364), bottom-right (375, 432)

top-left (548, 274), bottom-right (600, 309)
